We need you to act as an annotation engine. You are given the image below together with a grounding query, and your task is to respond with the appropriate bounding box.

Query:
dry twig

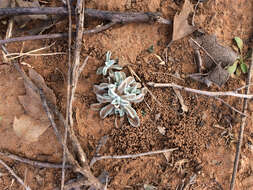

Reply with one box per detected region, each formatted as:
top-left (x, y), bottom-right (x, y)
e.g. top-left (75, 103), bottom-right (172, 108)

top-left (90, 148), bottom-right (178, 166)
top-left (62, 0), bottom-right (73, 189)
top-left (0, 8), bottom-right (171, 45)
top-left (0, 151), bottom-right (71, 169)
top-left (0, 158), bottom-right (31, 190)
top-left (230, 51), bottom-right (253, 190)
top-left (147, 82), bottom-right (253, 99)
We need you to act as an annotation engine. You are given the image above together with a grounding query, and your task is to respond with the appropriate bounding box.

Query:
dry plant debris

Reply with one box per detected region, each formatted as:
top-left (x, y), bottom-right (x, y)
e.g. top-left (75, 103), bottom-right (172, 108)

top-left (171, 0), bottom-right (196, 42)
top-left (190, 34), bottom-right (238, 87)
top-left (13, 68), bottom-right (56, 142)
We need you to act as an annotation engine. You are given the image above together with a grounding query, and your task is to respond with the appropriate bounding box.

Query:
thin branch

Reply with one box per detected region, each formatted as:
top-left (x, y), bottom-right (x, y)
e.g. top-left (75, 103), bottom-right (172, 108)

top-left (0, 7), bottom-right (170, 45)
top-left (67, 0), bottom-right (87, 169)
top-left (62, 0), bottom-right (72, 189)
top-left (0, 158), bottom-right (31, 190)
top-left (214, 97), bottom-right (246, 116)
top-left (0, 151), bottom-right (71, 169)
top-left (0, 23), bottom-right (116, 45)
top-left (230, 51), bottom-right (253, 190)
top-left (0, 33), bottom-right (68, 45)
top-left (0, 7), bottom-right (171, 25)
top-left (147, 82), bottom-right (253, 99)
top-left (90, 148), bottom-right (178, 166)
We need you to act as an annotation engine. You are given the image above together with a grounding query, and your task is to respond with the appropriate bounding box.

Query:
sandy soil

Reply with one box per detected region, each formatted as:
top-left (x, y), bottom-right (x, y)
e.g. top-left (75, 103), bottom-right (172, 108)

top-left (0, 0), bottom-right (253, 189)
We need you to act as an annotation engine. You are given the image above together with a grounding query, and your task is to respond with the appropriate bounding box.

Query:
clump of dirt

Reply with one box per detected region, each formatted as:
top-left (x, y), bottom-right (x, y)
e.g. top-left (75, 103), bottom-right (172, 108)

top-left (0, 0), bottom-right (253, 189)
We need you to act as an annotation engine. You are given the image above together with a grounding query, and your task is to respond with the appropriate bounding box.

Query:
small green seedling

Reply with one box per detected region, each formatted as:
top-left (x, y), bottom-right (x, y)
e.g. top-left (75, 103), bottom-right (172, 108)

top-left (147, 45), bottom-right (154, 53)
top-left (227, 37), bottom-right (250, 75)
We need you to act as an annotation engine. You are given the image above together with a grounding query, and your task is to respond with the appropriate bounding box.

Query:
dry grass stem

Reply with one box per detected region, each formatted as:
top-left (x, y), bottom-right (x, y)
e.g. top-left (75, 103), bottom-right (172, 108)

top-left (90, 148), bottom-right (178, 166)
top-left (148, 82), bottom-right (253, 99)
top-left (0, 151), bottom-right (71, 169)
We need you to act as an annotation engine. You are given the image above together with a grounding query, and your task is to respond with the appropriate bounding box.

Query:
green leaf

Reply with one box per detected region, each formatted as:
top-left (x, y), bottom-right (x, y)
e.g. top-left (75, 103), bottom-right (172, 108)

top-left (147, 45), bottom-right (154, 53)
top-left (227, 61), bottom-right (238, 74)
top-left (236, 67), bottom-right (241, 76)
top-left (234, 37), bottom-right (243, 53)
top-left (240, 63), bottom-right (248, 73)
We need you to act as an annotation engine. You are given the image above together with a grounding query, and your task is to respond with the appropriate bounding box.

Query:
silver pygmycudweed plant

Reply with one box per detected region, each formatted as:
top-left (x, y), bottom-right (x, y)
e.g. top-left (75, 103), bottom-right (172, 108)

top-left (91, 52), bottom-right (147, 127)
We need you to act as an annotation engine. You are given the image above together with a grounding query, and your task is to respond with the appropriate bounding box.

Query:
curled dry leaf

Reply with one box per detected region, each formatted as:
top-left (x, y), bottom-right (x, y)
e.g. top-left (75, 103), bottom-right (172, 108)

top-left (13, 68), bottom-right (56, 142)
top-left (172, 0), bottom-right (196, 42)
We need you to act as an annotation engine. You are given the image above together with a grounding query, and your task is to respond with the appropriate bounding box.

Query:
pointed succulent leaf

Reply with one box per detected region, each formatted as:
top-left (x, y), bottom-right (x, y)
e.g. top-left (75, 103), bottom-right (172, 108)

top-left (115, 107), bottom-right (125, 117)
top-left (124, 104), bottom-right (137, 119)
top-left (114, 71), bottom-right (126, 84)
top-left (96, 94), bottom-right (112, 103)
top-left (94, 83), bottom-right (109, 94)
top-left (132, 93), bottom-right (145, 103)
top-left (100, 104), bottom-right (114, 119)
top-left (118, 76), bottom-right (135, 94)
top-left (106, 51), bottom-right (112, 62)
top-left (120, 98), bottom-right (130, 106)
top-left (121, 94), bottom-right (137, 101)
top-left (108, 87), bottom-right (118, 99)
top-left (96, 67), bottom-right (104, 75)
top-left (90, 103), bottom-right (104, 110)
top-left (111, 98), bottom-right (119, 105)
top-left (111, 65), bottom-right (123, 70)
top-left (102, 66), bottom-right (109, 76)
top-left (128, 115), bottom-right (140, 127)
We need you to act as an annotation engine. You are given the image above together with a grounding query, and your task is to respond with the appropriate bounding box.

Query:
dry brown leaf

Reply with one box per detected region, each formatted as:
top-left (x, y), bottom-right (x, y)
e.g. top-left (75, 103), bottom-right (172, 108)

top-left (207, 64), bottom-right (230, 87)
top-left (172, 0), bottom-right (196, 42)
top-left (13, 68), bottom-right (56, 142)
top-left (190, 34), bottom-right (238, 87)
top-left (13, 114), bottom-right (50, 142)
